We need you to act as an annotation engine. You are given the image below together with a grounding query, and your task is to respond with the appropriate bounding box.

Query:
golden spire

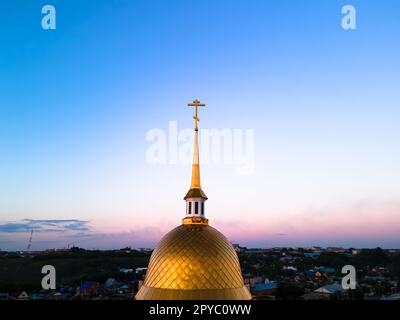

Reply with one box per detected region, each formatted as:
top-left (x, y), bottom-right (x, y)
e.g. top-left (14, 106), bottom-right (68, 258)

top-left (188, 99), bottom-right (205, 189)
top-left (184, 99), bottom-right (207, 201)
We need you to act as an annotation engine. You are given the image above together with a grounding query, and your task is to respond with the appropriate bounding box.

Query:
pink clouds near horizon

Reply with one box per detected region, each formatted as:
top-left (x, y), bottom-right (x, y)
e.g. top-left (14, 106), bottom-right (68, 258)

top-left (213, 198), bottom-right (400, 248)
top-left (0, 198), bottom-right (399, 251)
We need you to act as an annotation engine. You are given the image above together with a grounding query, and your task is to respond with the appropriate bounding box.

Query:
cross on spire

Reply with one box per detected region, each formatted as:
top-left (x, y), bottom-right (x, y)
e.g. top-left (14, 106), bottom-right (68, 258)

top-left (188, 99), bottom-right (206, 131)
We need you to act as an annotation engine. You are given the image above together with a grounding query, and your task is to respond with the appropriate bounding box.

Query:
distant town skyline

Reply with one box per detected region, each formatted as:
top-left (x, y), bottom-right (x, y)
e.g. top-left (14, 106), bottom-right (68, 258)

top-left (1, 1), bottom-right (400, 250)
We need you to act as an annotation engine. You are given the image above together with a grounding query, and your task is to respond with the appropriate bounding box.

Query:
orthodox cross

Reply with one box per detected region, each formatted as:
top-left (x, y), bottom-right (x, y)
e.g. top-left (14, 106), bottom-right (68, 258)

top-left (188, 99), bottom-right (206, 131)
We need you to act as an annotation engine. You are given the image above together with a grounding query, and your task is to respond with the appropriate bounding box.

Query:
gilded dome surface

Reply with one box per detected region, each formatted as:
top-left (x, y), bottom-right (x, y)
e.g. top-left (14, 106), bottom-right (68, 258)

top-left (135, 222), bottom-right (251, 300)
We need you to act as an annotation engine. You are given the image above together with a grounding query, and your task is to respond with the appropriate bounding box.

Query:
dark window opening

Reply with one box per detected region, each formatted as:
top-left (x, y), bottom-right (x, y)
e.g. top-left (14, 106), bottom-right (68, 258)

top-left (188, 202), bottom-right (191, 214)
top-left (195, 202), bottom-right (199, 214)
top-left (201, 202), bottom-right (204, 215)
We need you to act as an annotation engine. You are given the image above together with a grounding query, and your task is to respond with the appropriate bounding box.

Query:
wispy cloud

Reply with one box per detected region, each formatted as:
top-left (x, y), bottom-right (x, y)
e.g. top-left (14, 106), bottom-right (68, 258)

top-left (0, 221), bottom-right (163, 251)
top-left (0, 219), bottom-right (90, 233)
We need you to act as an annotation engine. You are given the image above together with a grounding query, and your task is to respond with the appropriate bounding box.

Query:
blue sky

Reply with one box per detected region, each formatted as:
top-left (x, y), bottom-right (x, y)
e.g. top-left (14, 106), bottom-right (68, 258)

top-left (1, 0), bottom-right (400, 250)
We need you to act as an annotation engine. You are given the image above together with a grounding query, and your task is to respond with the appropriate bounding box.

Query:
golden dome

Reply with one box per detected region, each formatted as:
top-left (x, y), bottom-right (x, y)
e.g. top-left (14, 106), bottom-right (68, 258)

top-left (136, 100), bottom-right (251, 300)
top-left (135, 218), bottom-right (251, 300)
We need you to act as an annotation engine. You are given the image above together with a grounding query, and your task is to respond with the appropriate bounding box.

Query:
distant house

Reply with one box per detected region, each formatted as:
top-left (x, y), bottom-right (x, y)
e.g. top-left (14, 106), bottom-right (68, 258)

top-left (306, 269), bottom-right (322, 278)
top-left (31, 293), bottom-right (45, 300)
top-left (314, 283), bottom-right (344, 295)
top-left (365, 275), bottom-right (387, 282)
top-left (232, 244), bottom-right (246, 253)
top-left (283, 265), bottom-right (297, 272)
top-left (304, 252), bottom-right (320, 258)
top-left (105, 278), bottom-right (122, 288)
top-left (306, 269), bottom-right (315, 278)
top-left (381, 293), bottom-right (400, 301)
top-left (60, 286), bottom-right (75, 294)
top-left (46, 292), bottom-right (64, 300)
top-left (248, 276), bottom-right (263, 286)
top-left (307, 246), bottom-right (323, 252)
top-left (280, 255), bottom-right (294, 261)
top-left (16, 291), bottom-right (30, 300)
top-left (119, 267), bottom-right (134, 273)
top-left (320, 267), bottom-right (336, 274)
top-left (76, 281), bottom-right (98, 297)
top-left (326, 247), bottom-right (345, 253)
top-left (135, 267), bottom-right (147, 274)
top-left (251, 282), bottom-right (278, 296)
top-left (118, 284), bottom-right (130, 294)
